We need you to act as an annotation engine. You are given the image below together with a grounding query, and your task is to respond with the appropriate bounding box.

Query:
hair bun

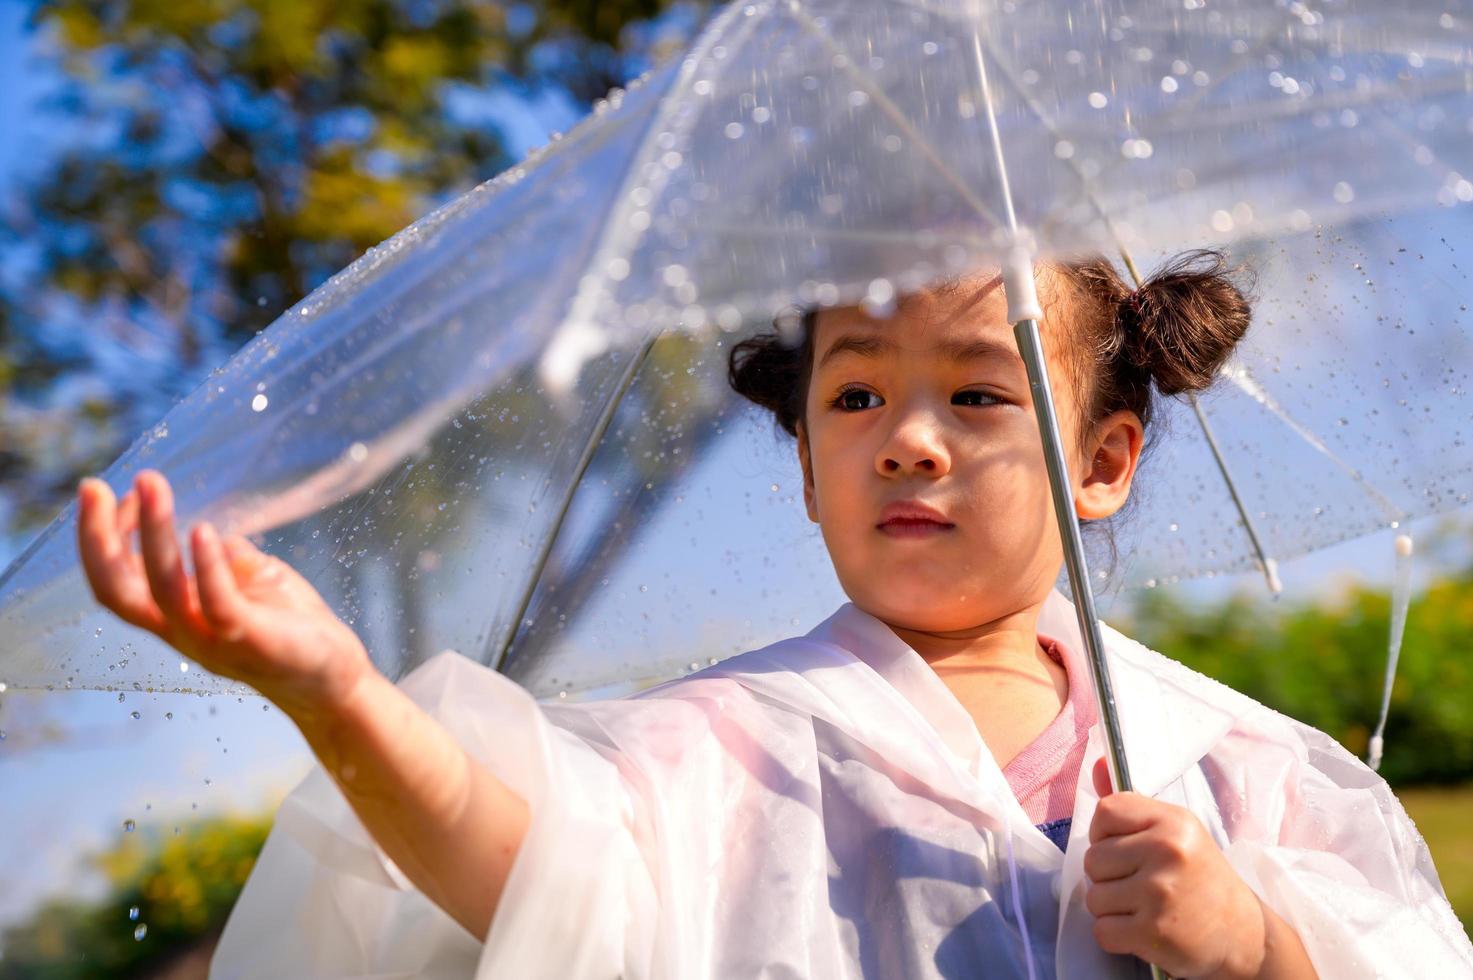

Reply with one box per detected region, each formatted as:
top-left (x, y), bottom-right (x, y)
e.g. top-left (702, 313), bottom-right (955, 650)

top-left (1120, 249), bottom-right (1253, 397)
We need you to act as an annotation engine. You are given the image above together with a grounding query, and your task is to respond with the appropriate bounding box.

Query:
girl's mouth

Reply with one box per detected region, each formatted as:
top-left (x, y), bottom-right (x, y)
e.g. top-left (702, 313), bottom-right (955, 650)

top-left (877, 517), bottom-right (956, 538)
top-left (876, 500), bottom-right (955, 537)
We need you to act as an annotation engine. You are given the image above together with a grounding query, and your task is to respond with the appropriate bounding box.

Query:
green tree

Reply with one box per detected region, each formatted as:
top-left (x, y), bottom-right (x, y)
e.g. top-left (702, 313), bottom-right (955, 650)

top-left (0, 813), bottom-right (272, 979)
top-left (1121, 548), bottom-right (1473, 786)
top-left (1, 0), bottom-right (696, 534)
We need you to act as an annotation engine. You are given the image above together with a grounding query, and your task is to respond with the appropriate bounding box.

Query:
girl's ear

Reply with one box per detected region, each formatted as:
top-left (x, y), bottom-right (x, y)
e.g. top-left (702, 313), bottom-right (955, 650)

top-left (796, 420), bottom-right (819, 523)
top-left (1076, 409), bottom-right (1143, 520)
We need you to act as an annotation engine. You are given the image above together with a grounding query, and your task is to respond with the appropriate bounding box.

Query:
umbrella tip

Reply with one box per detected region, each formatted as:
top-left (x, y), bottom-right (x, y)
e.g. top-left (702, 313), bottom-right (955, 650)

top-left (1262, 557), bottom-right (1283, 596)
top-left (1366, 734), bottom-right (1384, 772)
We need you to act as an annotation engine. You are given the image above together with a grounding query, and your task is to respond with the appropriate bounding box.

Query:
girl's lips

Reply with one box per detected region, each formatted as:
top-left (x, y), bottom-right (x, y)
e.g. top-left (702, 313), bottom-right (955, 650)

top-left (877, 518), bottom-right (955, 538)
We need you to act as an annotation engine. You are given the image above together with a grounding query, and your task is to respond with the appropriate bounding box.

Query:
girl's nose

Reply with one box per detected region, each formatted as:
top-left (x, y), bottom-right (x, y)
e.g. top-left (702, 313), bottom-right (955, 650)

top-left (876, 411), bottom-right (951, 477)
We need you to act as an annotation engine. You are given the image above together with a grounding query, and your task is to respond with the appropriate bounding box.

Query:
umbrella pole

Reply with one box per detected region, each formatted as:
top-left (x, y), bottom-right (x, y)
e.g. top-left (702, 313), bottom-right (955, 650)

top-left (970, 22), bottom-right (1143, 811)
top-left (1012, 317), bottom-right (1138, 798)
top-left (977, 35), bottom-right (1162, 979)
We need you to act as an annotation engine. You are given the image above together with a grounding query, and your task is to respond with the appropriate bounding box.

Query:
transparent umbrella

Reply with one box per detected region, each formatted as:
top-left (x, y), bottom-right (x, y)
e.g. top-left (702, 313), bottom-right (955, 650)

top-left (0, 0), bottom-right (1470, 953)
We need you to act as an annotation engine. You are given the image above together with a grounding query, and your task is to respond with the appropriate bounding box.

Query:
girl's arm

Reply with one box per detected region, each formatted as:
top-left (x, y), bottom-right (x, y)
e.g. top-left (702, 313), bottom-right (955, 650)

top-left (288, 668), bottom-right (530, 940)
top-left (77, 470), bottom-right (528, 940)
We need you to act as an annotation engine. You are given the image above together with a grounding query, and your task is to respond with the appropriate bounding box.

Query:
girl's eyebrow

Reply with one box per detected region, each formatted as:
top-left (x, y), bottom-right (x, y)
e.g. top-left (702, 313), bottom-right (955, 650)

top-left (816, 334), bottom-right (1023, 370)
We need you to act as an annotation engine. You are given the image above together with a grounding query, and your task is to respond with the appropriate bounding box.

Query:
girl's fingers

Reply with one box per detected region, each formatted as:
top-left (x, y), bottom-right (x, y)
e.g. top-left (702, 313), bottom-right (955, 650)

top-left (135, 471), bottom-right (207, 634)
top-left (1082, 837), bottom-right (1144, 883)
top-left (77, 478), bottom-right (169, 635)
top-left (116, 488), bottom-right (140, 539)
top-left (1091, 911), bottom-right (1147, 958)
top-left (1083, 878), bottom-right (1139, 918)
top-left (192, 522), bottom-right (250, 643)
top-left (1089, 791), bottom-right (1159, 844)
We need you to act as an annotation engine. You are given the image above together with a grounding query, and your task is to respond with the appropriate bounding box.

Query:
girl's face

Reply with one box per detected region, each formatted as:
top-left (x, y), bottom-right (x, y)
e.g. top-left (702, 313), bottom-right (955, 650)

top-left (796, 271), bottom-right (1142, 633)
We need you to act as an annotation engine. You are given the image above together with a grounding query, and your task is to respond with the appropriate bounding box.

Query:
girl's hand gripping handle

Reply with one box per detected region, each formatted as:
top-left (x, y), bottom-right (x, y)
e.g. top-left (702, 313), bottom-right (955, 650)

top-left (1084, 758), bottom-right (1317, 980)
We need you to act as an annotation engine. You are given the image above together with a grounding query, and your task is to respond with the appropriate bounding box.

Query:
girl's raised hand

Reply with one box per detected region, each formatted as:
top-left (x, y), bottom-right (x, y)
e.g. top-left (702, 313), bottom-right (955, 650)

top-left (1083, 758), bottom-right (1317, 979)
top-left (76, 470), bottom-right (373, 724)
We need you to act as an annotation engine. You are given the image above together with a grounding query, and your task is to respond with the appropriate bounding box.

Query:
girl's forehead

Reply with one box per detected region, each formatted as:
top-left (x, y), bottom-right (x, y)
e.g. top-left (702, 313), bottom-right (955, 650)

top-left (814, 271), bottom-right (1014, 351)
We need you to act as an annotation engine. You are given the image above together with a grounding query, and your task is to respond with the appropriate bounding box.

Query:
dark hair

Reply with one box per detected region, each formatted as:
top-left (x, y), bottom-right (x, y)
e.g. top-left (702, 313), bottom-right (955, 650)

top-left (729, 248), bottom-right (1252, 441)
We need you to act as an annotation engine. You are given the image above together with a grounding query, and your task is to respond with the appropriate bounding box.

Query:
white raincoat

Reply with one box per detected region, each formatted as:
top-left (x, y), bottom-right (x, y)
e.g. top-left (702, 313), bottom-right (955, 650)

top-left (210, 590), bottom-right (1473, 978)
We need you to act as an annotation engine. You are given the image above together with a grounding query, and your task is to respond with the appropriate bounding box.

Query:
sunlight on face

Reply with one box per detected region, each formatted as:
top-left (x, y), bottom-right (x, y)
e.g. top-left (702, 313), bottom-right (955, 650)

top-left (797, 270), bottom-right (1095, 633)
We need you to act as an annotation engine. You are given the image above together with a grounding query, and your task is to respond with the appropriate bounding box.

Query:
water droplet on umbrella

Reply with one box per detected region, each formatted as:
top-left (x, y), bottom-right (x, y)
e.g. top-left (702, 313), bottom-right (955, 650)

top-left (1121, 138), bottom-right (1153, 159)
top-left (130, 711), bottom-right (141, 720)
top-left (863, 278), bottom-right (896, 317)
top-left (251, 393), bottom-right (269, 412)
top-left (180, 662), bottom-right (190, 673)
top-left (165, 712), bottom-right (173, 720)
top-left (134, 924), bottom-right (147, 941)
top-left (128, 906), bottom-right (140, 921)
top-left (1088, 92), bottom-right (1108, 109)
top-left (1333, 181), bottom-right (1356, 203)
top-left (1160, 76), bottom-right (1178, 93)
top-left (724, 122), bottom-right (744, 139)
top-left (639, 584), bottom-right (649, 592)
top-left (123, 819), bottom-right (136, 832)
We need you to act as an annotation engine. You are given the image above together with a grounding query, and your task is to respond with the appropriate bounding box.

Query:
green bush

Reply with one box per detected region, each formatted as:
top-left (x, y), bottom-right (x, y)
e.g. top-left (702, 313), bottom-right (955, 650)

top-left (1121, 564), bottom-right (1473, 787)
top-left (0, 814), bottom-right (271, 979)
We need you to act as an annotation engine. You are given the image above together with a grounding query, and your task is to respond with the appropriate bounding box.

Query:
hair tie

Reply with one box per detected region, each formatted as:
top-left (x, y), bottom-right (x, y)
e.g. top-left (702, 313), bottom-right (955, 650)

top-left (1125, 288), bottom-right (1145, 321)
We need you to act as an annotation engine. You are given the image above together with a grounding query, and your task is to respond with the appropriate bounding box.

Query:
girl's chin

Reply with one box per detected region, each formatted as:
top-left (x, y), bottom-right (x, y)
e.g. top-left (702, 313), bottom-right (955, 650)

top-left (849, 587), bottom-right (1011, 629)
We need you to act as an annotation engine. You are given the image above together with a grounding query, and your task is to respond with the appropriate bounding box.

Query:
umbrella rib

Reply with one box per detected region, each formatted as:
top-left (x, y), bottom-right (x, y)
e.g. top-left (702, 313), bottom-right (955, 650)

top-left (1218, 361), bottom-right (1407, 524)
top-left (491, 329), bottom-right (662, 674)
top-left (545, 0), bottom-right (766, 390)
top-left (974, 33), bottom-right (1288, 594)
top-left (783, 1), bottom-right (1006, 232)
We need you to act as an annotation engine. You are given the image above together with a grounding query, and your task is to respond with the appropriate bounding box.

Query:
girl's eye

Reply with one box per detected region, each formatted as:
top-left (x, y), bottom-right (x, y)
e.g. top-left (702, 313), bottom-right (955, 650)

top-left (830, 386), bottom-right (883, 412)
top-left (953, 389), bottom-right (1003, 407)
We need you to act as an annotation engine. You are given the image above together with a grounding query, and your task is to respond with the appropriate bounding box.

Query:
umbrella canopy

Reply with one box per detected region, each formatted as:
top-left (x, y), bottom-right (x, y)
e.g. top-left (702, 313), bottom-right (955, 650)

top-left (1, 0), bottom-right (1468, 703)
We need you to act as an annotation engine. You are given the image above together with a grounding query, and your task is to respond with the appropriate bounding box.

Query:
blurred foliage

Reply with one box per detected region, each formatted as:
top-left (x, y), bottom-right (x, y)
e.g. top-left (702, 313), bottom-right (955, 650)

top-left (0, 0), bottom-right (700, 532)
top-left (1122, 555), bottom-right (1473, 787)
top-left (0, 813), bottom-right (271, 979)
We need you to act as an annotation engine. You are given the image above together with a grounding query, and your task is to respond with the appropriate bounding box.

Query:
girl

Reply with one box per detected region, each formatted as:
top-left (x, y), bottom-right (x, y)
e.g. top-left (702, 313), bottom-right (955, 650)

top-left (76, 251), bottom-right (1471, 978)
